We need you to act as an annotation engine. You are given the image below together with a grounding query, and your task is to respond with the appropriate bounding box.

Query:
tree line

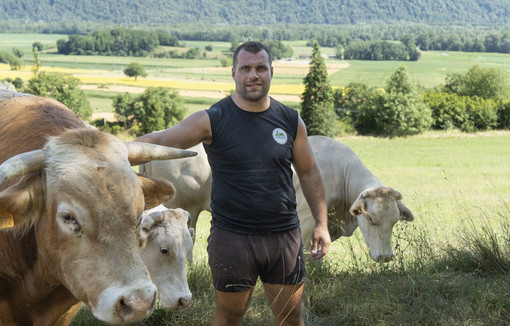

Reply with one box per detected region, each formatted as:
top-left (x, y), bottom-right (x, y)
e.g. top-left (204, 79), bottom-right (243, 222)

top-left (56, 28), bottom-right (179, 56)
top-left (301, 43), bottom-right (510, 138)
top-left (50, 25), bottom-right (510, 62)
top-left (3, 0), bottom-right (510, 27)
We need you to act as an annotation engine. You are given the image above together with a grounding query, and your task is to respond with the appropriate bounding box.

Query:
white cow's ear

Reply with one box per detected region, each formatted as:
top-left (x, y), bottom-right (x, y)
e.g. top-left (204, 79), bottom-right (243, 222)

top-left (349, 199), bottom-right (364, 216)
top-left (397, 201), bottom-right (414, 222)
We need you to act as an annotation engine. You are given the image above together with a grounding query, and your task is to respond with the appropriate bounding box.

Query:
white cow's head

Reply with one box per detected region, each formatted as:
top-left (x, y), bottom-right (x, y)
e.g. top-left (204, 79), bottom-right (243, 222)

top-left (0, 129), bottom-right (196, 324)
top-left (349, 186), bottom-right (414, 262)
top-left (139, 206), bottom-right (194, 310)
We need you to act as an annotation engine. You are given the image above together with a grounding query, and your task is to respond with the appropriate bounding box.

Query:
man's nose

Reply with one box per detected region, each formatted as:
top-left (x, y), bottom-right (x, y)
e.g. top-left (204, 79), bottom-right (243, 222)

top-left (248, 68), bottom-right (259, 78)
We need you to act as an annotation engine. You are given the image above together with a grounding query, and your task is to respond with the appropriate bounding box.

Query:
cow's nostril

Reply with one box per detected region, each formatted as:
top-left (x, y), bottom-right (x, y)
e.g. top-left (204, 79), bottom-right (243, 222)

top-left (118, 296), bottom-right (134, 320)
top-left (179, 297), bottom-right (191, 308)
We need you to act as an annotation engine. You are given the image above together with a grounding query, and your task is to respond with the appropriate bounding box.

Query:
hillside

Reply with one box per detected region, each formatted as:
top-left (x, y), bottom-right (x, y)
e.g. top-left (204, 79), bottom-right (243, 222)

top-left (2, 0), bottom-right (510, 27)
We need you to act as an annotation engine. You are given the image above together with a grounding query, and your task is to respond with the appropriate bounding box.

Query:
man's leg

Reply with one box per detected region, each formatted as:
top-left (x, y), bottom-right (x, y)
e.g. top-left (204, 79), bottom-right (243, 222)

top-left (213, 288), bottom-right (254, 326)
top-left (263, 283), bottom-right (305, 326)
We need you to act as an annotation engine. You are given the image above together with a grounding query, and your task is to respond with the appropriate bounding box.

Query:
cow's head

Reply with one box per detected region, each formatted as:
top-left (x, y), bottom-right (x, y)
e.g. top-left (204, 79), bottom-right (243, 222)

top-left (139, 206), bottom-right (194, 310)
top-left (349, 186), bottom-right (414, 262)
top-left (0, 129), bottom-right (196, 324)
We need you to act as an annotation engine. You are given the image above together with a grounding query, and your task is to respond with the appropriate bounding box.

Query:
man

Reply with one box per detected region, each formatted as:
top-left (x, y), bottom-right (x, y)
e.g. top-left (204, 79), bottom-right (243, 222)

top-left (136, 41), bottom-right (331, 326)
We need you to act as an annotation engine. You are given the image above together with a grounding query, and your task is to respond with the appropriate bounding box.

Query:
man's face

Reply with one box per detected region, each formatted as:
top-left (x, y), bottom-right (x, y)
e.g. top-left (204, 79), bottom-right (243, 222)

top-left (232, 49), bottom-right (273, 102)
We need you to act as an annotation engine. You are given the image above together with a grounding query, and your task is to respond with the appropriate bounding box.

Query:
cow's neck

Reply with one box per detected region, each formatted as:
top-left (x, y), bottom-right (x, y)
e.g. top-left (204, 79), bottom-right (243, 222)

top-left (3, 228), bottom-right (78, 325)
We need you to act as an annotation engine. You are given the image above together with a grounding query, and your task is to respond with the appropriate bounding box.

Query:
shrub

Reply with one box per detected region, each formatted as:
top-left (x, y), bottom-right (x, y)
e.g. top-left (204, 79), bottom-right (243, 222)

top-left (497, 100), bottom-right (510, 129)
top-left (423, 91), bottom-right (498, 132)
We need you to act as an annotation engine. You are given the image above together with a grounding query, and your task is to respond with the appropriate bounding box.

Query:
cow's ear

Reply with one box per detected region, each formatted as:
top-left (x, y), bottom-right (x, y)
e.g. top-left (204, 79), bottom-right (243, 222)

top-left (0, 174), bottom-right (45, 232)
top-left (349, 198), bottom-right (365, 216)
top-left (137, 174), bottom-right (175, 210)
top-left (397, 201), bottom-right (414, 222)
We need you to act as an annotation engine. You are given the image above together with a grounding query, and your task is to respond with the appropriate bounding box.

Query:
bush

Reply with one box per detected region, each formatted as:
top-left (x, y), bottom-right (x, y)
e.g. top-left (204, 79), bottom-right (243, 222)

top-left (423, 91), bottom-right (468, 130)
top-left (423, 91), bottom-right (498, 132)
top-left (497, 100), bottom-right (510, 129)
top-left (357, 91), bottom-right (432, 137)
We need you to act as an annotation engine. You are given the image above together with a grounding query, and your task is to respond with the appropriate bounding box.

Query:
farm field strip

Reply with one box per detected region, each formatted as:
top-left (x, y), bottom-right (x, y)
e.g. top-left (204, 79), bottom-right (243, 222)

top-left (0, 63), bottom-right (305, 96)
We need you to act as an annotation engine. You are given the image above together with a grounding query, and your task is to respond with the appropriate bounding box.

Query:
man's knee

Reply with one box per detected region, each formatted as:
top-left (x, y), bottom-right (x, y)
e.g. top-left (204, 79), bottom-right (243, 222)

top-left (213, 289), bottom-right (253, 326)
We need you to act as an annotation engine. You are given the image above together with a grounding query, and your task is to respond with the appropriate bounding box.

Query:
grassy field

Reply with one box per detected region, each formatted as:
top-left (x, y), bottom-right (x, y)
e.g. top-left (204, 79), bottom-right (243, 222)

top-left (70, 131), bottom-right (510, 326)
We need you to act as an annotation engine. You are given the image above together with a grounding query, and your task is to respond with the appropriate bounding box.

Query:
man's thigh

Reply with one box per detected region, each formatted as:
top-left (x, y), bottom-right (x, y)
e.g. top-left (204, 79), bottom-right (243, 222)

top-left (263, 283), bottom-right (305, 326)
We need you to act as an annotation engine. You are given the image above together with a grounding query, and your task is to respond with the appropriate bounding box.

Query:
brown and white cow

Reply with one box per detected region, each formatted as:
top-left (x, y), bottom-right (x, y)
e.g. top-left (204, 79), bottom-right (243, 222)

top-left (139, 205), bottom-right (194, 310)
top-left (0, 89), bottom-right (196, 325)
top-left (140, 136), bottom-right (414, 263)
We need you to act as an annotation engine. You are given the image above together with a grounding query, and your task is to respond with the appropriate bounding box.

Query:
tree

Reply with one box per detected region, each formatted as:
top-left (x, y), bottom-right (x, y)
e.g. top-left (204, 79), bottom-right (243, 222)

top-left (123, 62), bottom-right (147, 81)
top-left (113, 92), bottom-right (139, 129)
top-left (32, 42), bottom-right (44, 51)
top-left (300, 41), bottom-right (337, 137)
top-left (444, 65), bottom-right (507, 101)
top-left (27, 72), bottom-right (92, 120)
top-left (9, 56), bottom-right (23, 71)
top-left (31, 48), bottom-right (42, 75)
top-left (12, 47), bottom-right (23, 58)
top-left (138, 87), bottom-right (186, 134)
top-left (357, 65), bottom-right (431, 137)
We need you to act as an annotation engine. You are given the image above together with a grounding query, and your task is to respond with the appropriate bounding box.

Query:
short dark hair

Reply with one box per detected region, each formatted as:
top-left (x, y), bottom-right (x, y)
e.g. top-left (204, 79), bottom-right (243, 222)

top-left (232, 41), bottom-right (272, 68)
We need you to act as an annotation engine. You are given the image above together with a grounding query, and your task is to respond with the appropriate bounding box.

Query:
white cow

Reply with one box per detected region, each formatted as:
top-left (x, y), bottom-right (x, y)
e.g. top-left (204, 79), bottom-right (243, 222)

top-left (139, 143), bottom-right (211, 234)
top-left (139, 205), bottom-right (194, 310)
top-left (295, 136), bottom-right (414, 262)
top-left (141, 136), bottom-right (414, 262)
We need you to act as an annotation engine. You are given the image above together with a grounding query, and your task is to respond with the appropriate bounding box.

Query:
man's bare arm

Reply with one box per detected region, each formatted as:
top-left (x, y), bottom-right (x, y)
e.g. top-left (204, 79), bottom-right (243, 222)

top-left (292, 118), bottom-right (331, 259)
top-left (135, 110), bottom-right (212, 149)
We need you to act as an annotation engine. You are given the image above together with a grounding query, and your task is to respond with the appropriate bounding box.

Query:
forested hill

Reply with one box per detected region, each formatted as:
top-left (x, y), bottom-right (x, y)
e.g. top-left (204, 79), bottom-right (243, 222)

top-left (2, 0), bottom-right (510, 26)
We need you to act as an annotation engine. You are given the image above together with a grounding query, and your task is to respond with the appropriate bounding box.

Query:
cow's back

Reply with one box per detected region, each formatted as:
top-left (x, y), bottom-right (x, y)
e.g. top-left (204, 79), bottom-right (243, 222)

top-left (0, 93), bottom-right (84, 165)
top-left (141, 143), bottom-right (211, 230)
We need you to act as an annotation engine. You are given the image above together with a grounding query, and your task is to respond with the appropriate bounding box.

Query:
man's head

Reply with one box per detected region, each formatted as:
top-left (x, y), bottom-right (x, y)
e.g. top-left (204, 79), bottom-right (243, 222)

top-left (232, 41), bottom-right (273, 104)
top-left (233, 41), bottom-right (272, 68)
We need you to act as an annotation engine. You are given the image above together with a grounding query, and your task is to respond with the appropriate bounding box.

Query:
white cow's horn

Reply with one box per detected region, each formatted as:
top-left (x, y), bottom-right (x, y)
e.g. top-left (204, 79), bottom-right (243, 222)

top-left (0, 150), bottom-right (46, 185)
top-left (141, 211), bottom-right (166, 233)
top-left (126, 142), bottom-right (197, 165)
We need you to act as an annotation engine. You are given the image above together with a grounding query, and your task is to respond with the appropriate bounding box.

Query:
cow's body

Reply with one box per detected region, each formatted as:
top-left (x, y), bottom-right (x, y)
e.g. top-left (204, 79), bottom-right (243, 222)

top-left (141, 136), bottom-right (413, 262)
top-left (139, 205), bottom-right (194, 310)
top-left (294, 136), bottom-right (414, 262)
top-left (0, 89), bottom-right (194, 325)
top-left (140, 143), bottom-right (211, 235)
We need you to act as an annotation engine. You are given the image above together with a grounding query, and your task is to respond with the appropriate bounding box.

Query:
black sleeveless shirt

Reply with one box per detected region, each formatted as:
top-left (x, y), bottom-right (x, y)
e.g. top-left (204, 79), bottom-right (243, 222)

top-left (204, 96), bottom-right (299, 234)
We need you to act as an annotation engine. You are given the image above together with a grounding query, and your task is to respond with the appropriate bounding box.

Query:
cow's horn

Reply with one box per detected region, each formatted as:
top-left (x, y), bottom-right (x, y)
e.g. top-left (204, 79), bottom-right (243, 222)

top-left (0, 150), bottom-right (46, 185)
top-left (141, 211), bottom-right (166, 233)
top-left (126, 142), bottom-right (197, 165)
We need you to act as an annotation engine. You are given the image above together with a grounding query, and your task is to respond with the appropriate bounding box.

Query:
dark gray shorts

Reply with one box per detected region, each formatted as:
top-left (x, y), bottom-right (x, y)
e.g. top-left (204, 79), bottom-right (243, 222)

top-left (207, 225), bottom-right (307, 292)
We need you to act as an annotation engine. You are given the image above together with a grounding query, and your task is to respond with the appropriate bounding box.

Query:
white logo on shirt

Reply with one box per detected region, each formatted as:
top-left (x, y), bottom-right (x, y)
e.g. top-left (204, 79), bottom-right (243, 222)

top-left (272, 128), bottom-right (288, 144)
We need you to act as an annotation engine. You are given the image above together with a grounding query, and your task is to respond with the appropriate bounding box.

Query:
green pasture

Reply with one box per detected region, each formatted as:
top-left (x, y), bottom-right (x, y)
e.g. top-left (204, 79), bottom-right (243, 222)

top-left (71, 131), bottom-right (510, 325)
top-left (0, 33), bottom-right (65, 53)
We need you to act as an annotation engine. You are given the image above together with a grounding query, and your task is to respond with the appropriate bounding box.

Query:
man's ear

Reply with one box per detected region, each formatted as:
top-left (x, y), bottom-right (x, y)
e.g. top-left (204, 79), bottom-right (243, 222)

top-left (0, 174), bottom-right (45, 232)
top-left (137, 174), bottom-right (175, 210)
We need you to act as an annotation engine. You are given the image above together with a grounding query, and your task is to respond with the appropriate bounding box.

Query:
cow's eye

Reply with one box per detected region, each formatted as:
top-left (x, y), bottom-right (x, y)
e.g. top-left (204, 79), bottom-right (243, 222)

top-left (59, 212), bottom-right (77, 223)
top-left (58, 211), bottom-right (81, 233)
top-left (160, 247), bottom-right (169, 256)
